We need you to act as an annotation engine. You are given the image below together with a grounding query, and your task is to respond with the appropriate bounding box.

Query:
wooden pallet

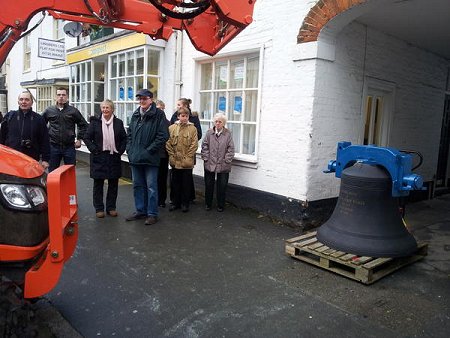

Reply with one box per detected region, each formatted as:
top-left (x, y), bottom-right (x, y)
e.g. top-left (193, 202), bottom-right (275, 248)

top-left (285, 231), bottom-right (428, 284)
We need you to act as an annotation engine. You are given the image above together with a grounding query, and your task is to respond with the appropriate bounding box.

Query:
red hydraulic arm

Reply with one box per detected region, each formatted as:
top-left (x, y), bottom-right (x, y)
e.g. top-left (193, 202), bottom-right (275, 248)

top-left (0, 0), bottom-right (256, 66)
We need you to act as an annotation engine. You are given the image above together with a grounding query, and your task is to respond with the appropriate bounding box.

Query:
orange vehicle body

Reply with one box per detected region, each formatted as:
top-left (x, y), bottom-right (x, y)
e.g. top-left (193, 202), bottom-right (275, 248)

top-left (0, 1), bottom-right (256, 298)
top-left (0, 0), bottom-right (256, 66)
top-left (0, 145), bottom-right (78, 298)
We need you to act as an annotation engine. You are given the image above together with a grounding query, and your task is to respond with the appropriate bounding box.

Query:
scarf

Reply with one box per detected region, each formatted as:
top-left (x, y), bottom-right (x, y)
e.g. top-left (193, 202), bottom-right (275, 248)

top-left (102, 115), bottom-right (118, 154)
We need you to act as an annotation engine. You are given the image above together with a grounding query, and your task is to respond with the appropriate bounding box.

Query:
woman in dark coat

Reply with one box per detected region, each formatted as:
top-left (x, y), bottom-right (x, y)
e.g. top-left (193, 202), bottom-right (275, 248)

top-left (84, 100), bottom-right (127, 218)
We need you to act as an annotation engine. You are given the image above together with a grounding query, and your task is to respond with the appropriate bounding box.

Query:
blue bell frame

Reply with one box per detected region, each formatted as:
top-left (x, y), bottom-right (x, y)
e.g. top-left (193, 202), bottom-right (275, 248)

top-left (325, 141), bottom-right (424, 197)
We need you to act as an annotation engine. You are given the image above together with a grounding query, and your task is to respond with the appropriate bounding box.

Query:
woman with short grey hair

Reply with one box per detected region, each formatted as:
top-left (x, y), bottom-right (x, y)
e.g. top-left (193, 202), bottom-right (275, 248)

top-left (201, 113), bottom-right (235, 212)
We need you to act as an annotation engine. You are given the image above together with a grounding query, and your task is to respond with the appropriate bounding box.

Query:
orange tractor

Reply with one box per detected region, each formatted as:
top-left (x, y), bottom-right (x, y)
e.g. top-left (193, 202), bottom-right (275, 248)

top-left (0, 1), bottom-right (256, 298)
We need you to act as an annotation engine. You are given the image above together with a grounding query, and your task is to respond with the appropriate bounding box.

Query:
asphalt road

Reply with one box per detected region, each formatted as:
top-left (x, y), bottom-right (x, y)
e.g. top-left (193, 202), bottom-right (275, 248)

top-left (42, 164), bottom-right (449, 337)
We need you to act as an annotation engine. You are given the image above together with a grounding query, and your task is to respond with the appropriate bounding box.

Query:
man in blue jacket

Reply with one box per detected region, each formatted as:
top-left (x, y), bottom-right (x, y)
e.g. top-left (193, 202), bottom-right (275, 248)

top-left (125, 89), bottom-right (169, 225)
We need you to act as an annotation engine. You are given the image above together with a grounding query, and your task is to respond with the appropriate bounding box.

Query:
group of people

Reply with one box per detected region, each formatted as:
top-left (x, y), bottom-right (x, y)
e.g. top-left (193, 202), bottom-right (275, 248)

top-left (0, 87), bottom-right (235, 226)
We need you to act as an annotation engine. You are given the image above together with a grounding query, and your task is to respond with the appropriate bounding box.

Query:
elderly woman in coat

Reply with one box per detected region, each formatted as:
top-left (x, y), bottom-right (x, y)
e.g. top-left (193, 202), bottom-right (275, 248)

top-left (201, 113), bottom-right (235, 212)
top-left (84, 100), bottom-right (127, 218)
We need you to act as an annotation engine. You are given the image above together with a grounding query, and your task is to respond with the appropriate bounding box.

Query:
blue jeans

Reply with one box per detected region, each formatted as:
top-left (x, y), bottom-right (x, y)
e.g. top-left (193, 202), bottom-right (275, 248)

top-left (49, 144), bottom-right (76, 172)
top-left (131, 165), bottom-right (159, 217)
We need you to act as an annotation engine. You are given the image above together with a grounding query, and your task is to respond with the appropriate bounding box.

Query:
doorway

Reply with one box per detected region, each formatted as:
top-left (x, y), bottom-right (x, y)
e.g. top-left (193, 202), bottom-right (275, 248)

top-left (436, 94), bottom-right (450, 187)
top-left (362, 78), bottom-right (395, 146)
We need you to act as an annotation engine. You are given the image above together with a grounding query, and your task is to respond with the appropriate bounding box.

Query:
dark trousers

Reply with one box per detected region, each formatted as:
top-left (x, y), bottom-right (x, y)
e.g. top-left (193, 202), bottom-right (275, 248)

top-left (204, 170), bottom-right (229, 209)
top-left (158, 157), bottom-right (169, 205)
top-left (49, 144), bottom-right (76, 172)
top-left (170, 169), bottom-right (196, 203)
top-left (171, 168), bottom-right (193, 207)
top-left (93, 178), bottom-right (119, 212)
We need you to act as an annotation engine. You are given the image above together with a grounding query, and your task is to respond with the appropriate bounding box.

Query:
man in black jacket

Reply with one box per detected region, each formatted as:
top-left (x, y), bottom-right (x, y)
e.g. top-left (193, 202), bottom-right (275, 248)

top-left (0, 91), bottom-right (50, 169)
top-left (42, 87), bottom-right (88, 172)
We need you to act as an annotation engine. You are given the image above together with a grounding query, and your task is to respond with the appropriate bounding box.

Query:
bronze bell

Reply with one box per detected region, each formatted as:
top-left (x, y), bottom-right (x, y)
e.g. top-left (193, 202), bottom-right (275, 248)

top-left (316, 162), bottom-right (417, 257)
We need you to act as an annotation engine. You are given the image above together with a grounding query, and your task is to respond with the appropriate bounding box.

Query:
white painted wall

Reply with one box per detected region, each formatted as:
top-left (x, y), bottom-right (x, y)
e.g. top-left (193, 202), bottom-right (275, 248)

top-left (308, 22), bottom-right (448, 201)
top-left (183, 0), bottom-right (316, 201)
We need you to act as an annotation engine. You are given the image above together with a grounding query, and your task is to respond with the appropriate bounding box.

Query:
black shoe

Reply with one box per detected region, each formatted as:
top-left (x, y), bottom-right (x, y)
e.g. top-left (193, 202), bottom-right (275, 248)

top-left (125, 212), bottom-right (147, 221)
top-left (181, 205), bottom-right (189, 213)
top-left (159, 203), bottom-right (166, 208)
top-left (169, 205), bottom-right (180, 212)
top-left (145, 216), bottom-right (158, 225)
top-left (205, 205), bottom-right (211, 211)
top-left (217, 207), bottom-right (224, 212)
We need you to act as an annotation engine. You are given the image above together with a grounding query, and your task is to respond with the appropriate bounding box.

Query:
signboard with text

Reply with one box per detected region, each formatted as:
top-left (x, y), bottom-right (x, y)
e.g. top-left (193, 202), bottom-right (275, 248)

top-left (38, 38), bottom-right (65, 61)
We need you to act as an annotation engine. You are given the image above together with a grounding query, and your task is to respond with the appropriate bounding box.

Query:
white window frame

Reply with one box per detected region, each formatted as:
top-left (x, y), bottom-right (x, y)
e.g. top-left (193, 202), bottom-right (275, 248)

top-left (23, 35), bottom-right (31, 72)
top-left (36, 86), bottom-right (56, 113)
top-left (197, 50), bottom-right (262, 162)
top-left (69, 60), bottom-right (94, 120)
top-left (108, 46), bottom-right (162, 126)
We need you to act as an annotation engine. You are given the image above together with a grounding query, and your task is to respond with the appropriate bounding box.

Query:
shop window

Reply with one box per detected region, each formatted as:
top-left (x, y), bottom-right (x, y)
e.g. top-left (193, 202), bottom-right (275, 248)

top-left (109, 47), bottom-right (161, 125)
top-left (70, 60), bottom-right (105, 119)
top-left (199, 54), bottom-right (260, 160)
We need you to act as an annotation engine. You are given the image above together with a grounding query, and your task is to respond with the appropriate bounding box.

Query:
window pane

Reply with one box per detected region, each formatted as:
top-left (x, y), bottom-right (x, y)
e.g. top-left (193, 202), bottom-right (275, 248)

top-left (243, 124), bottom-right (256, 155)
top-left (71, 66), bottom-right (77, 83)
top-left (118, 79), bottom-right (125, 101)
top-left (230, 60), bottom-right (244, 89)
top-left (201, 63), bottom-right (212, 90)
top-left (228, 123), bottom-right (241, 153)
top-left (148, 49), bottom-right (160, 75)
top-left (111, 56), bottom-right (117, 78)
top-left (229, 91), bottom-right (243, 121)
top-left (137, 76), bottom-right (144, 91)
top-left (136, 49), bottom-right (144, 74)
top-left (214, 92), bottom-right (227, 115)
top-left (215, 61), bottom-right (227, 90)
top-left (244, 90), bottom-right (257, 122)
top-left (86, 83), bottom-right (91, 101)
top-left (147, 77), bottom-right (158, 98)
top-left (87, 62), bottom-right (91, 81)
top-left (119, 54), bottom-right (125, 77)
top-left (94, 83), bottom-right (104, 102)
top-left (200, 122), bottom-right (210, 141)
top-left (94, 62), bottom-right (105, 81)
top-left (80, 63), bottom-right (85, 82)
top-left (200, 93), bottom-right (212, 120)
top-left (126, 78), bottom-right (134, 100)
top-left (246, 56), bottom-right (259, 88)
top-left (110, 80), bottom-right (117, 101)
top-left (80, 83), bottom-right (86, 101)
top-left (116, 103), bottom-right (125, 122)
top-left (94, 103), bottom-right (101, 116)
top-left (127, 51), bottom-right (135, 76)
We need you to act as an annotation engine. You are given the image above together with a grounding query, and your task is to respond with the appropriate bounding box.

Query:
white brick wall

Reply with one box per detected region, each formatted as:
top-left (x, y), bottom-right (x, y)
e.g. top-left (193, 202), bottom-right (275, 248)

top-left (308, 21), bottom-right (448, 200)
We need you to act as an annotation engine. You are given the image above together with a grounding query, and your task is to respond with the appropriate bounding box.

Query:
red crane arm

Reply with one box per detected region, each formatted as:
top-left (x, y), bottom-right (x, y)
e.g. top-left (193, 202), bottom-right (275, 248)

top-left (0, 0), bottom-right (256, 66)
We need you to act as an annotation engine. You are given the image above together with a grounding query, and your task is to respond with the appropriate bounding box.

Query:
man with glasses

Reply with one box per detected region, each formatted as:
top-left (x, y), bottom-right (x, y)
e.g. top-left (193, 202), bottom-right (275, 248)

top-left (125, 89), bottom-right (169, 225)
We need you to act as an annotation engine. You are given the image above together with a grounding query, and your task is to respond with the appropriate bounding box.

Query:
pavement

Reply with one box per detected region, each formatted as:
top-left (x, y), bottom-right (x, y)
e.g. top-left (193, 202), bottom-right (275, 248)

top-left (34, 162), bottom-right (449, 337)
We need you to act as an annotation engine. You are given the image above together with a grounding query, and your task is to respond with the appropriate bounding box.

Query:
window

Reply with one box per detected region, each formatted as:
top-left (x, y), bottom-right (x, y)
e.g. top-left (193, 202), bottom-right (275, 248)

top-left (109, 47), bottom-right (161, 125)
top-left (53, 19), bottom-right (65, 41)
top-left (70, 60), bottom-right (94, 119)
top-left (36, 86), bottom-right (54, 113)
top-left (199, 54), bottom-right (260, 160)
top-left (23, 35), bottom-right (31, 72)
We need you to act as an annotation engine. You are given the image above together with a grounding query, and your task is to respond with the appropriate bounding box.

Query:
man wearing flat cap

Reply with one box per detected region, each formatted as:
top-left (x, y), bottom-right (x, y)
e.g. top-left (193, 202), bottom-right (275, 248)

top-left (125, 89), bottom-right (169, 225)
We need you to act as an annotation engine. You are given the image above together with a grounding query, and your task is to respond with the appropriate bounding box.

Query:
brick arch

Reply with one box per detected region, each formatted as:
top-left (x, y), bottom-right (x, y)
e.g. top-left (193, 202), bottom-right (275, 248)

top-left (298, 0), bottom-right (367, 43)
